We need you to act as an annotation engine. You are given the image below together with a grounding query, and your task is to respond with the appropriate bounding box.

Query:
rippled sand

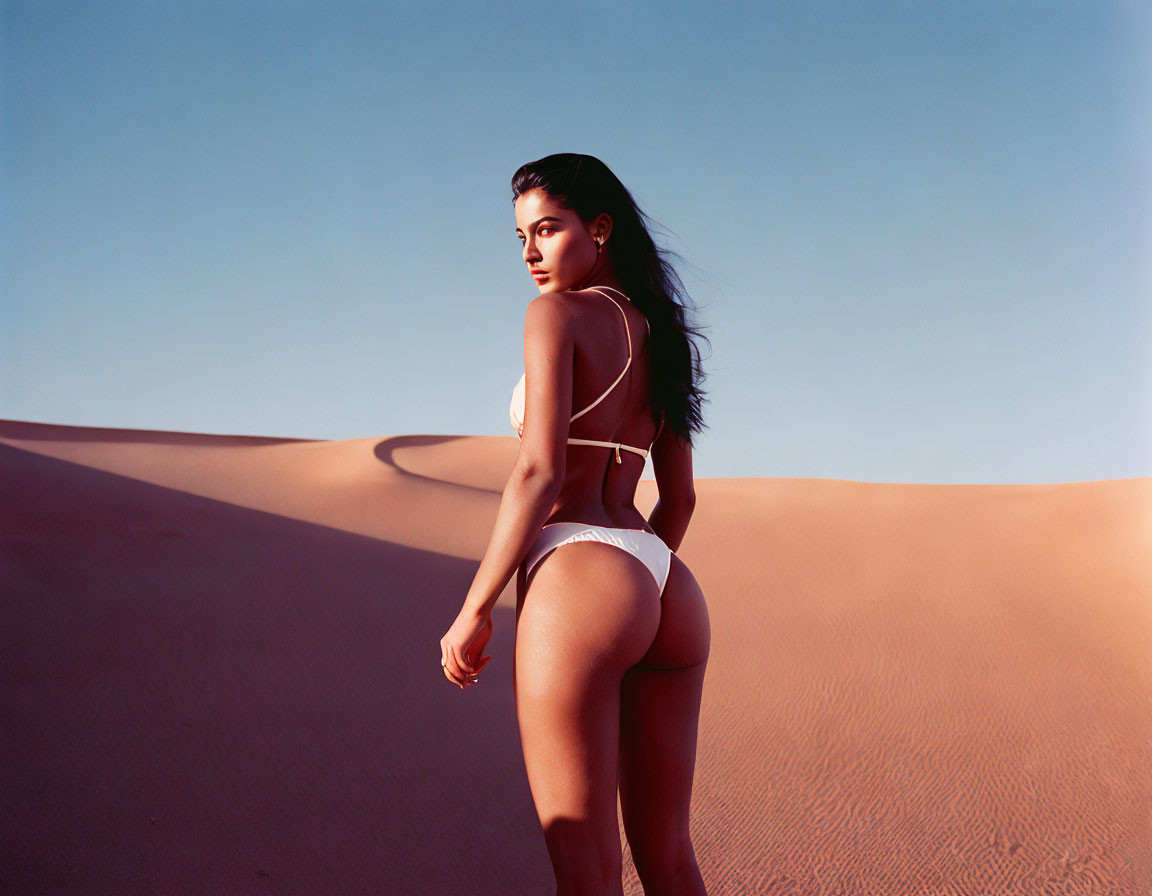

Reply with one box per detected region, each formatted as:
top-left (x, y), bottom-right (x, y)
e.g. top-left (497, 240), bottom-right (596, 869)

top-left (3, 420), bottom-right (1149, 894)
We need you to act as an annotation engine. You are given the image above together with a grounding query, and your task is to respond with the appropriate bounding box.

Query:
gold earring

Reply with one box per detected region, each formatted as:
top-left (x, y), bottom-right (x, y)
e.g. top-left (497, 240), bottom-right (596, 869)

top-left (597, 239), bottom-right (604, 254)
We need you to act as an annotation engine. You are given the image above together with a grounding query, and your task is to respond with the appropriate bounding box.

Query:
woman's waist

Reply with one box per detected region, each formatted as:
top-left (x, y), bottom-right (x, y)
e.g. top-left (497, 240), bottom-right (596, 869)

top-left (542, 505), bottom-right (653, 536)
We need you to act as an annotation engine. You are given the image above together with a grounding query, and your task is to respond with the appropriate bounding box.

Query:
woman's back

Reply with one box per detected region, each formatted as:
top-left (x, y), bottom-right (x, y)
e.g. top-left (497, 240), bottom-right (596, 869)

top-left (543, 287), bottom-right (663, 523)
top-left (523, 286), bottom-right (698, 549)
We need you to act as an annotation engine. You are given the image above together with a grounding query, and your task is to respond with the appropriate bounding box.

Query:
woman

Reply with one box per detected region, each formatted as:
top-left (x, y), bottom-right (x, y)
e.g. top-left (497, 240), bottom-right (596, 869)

top-left (440, 153), bottom-right (711, 895)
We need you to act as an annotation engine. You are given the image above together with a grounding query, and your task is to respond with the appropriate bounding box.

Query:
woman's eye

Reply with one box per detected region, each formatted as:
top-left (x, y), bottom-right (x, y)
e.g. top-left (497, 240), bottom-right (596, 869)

top-left (538, 227), bottom-right (553, 236)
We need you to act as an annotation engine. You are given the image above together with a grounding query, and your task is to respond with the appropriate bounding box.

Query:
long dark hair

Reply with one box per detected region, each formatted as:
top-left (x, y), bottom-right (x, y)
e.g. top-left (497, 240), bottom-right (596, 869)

top-left (511, 153), bottom-right (710, 448)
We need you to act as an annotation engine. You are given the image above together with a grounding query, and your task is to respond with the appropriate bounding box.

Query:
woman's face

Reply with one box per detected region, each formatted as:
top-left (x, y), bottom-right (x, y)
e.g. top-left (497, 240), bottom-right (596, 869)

top-left (514, 188), bottom-right (602, 294)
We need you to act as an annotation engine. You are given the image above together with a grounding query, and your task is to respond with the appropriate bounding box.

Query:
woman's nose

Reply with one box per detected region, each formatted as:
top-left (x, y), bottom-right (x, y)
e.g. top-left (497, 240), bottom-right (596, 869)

top-left (523, 239), bottom-right (541, 264)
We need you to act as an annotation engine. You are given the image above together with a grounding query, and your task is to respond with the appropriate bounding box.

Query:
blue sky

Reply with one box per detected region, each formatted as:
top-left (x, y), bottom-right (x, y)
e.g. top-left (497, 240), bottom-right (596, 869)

top-left (2, 0), bottom-right (1149, 483)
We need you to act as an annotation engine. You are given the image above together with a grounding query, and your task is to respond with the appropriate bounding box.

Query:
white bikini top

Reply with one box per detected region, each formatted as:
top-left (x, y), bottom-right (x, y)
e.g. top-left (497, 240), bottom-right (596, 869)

top-left (509, 286), bottom-right (664, 464)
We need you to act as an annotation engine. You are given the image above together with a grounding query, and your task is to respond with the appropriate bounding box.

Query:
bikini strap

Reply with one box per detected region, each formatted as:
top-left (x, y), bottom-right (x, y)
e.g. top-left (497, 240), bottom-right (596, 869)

top-left (569, 288), bottom-right (633, 423)
top-left (591, 285), bottom-right (650, 335)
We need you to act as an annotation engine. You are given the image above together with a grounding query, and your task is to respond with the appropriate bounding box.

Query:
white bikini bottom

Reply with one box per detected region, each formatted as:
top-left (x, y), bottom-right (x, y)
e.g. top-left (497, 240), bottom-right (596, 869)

top-left (523, 522), bottom-right (673, 597)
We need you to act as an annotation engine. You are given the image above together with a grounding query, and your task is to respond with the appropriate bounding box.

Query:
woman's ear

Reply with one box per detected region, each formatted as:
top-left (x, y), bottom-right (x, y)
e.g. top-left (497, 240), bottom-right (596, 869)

top-left (590, 212), bottom-right (613, 245)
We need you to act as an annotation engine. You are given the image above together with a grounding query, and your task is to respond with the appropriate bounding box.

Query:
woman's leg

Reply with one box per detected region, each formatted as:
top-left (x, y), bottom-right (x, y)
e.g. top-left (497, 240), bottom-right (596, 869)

top-left (514, 541), bottom-right (662, 895)
top-left (619, 554), bottom-right (711, 895)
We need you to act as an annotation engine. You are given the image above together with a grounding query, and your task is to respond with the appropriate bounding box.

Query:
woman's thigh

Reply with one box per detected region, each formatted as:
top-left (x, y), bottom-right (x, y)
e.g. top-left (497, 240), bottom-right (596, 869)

top-left (513, 541), bottom-right (662, 874)
top-left (618, 555), bottom-right (710, 871)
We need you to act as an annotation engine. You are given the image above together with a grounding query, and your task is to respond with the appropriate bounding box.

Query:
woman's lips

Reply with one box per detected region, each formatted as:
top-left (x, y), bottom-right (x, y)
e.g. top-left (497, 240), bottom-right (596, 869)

top-left (531, 271), bottom-right (548, 282)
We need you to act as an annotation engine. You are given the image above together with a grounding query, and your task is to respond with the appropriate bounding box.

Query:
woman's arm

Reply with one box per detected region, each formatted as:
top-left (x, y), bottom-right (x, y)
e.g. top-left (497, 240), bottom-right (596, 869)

top-left (442, 295), bottom-right (576, 687)
top-left (648, 422), bottom-right (697, 552)
top-left (647, 493), bottom-right (695, 553)
top-left (456, 294), bottom-right (577, 616)
top-left (462, 469), bottom-right (561, 615)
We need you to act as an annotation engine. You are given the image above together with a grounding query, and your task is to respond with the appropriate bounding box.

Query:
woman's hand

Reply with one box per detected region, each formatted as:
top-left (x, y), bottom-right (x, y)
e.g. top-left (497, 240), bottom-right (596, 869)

top-left (440, 607), bottom-right (492, 690)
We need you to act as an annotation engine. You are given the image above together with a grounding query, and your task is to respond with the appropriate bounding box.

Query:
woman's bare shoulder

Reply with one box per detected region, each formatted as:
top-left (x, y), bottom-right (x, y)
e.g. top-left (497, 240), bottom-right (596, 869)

top-left (521, 293), bottom-right (582, 352)
top-left (524, 291), bottom-right (583, 326)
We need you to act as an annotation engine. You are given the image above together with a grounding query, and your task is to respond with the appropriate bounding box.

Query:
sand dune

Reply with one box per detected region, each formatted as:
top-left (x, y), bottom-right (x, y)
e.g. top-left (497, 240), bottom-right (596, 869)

top-left (3, 418), bottom-right (1149, 894)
